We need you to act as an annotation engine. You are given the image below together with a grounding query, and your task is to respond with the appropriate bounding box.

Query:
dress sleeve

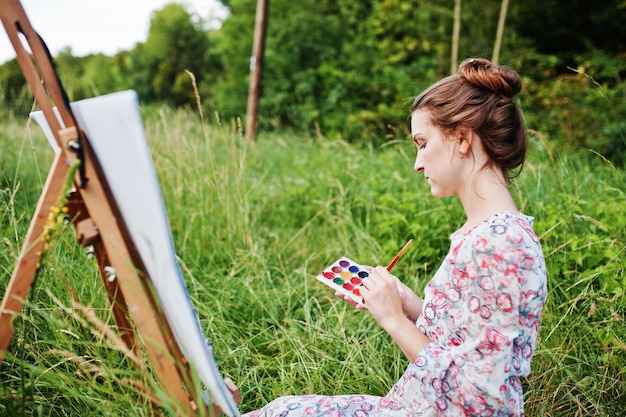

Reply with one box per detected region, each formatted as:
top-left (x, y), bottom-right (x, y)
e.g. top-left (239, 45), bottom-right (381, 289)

top-left (400, 219), bottom-right (545, 415)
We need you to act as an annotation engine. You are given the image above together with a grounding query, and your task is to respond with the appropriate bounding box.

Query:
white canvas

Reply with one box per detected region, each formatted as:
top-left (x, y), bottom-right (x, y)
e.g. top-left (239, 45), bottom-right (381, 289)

top-left (31, 90), bottom-right (240, 417)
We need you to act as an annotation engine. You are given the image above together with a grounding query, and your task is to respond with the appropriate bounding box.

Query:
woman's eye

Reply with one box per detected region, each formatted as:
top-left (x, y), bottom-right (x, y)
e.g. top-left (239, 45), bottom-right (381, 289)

top-left (413, 136), bottom-right (426, 150)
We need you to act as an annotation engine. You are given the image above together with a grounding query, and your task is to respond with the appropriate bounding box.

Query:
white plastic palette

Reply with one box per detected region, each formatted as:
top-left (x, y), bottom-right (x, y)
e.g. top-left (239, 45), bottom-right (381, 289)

top-left (316, 256), bottom-right (369, 304)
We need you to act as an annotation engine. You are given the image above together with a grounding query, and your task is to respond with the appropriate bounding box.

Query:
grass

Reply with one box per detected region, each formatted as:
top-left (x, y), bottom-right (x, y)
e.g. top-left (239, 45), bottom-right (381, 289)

top-left (1, 106), bottom-right (625, 416)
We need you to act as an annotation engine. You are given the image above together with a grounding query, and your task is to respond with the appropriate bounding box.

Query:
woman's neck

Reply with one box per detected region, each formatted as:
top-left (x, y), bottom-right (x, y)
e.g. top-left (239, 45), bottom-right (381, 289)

top-left (456, 168), bottom-right (518, 233)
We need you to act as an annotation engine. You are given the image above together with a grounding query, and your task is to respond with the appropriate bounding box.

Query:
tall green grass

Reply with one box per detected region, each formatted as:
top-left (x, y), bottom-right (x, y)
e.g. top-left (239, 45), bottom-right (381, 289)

top-left (1, 108), bottom-right (625, 416)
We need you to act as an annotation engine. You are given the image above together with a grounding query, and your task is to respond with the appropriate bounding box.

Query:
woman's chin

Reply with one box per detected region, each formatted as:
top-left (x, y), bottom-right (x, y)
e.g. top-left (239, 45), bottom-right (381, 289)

top-left (429, 187), bottom-right (451, 199)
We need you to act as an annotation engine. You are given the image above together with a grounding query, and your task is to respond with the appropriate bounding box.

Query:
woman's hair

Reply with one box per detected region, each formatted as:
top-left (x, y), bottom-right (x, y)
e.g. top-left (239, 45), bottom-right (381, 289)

top-left (412, 58), bottom-right (527, 181)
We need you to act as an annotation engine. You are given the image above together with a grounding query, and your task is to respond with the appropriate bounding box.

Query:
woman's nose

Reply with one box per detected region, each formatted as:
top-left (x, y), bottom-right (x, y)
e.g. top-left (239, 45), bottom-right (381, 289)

top-left (414, 153), bottom-right (424, 173)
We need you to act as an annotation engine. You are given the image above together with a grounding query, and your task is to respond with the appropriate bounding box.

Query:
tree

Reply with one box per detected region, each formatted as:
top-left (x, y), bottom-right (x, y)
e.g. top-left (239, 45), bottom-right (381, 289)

top-left (508, 0), bottom-right (626, 74)
top-left (0, 58), bottom-right (30, 115)
top-left (141, 3), bottom-right (213, 106)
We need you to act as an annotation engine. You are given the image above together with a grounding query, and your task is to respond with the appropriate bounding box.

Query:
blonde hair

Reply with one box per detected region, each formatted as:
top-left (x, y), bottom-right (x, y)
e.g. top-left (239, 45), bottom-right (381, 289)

top-left (412, 58), bottom-right (527, 181)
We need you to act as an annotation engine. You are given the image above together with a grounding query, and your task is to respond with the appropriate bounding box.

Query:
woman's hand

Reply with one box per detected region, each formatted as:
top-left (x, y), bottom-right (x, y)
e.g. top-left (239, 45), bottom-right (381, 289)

top-left (335, 266), bottom-right (423, 318)
top-left (359, 266), bottom-right (406, 331)
top-left (334, 291), bottom-right (367, 310)
top-left (335, 265), bottom-right (430, 361)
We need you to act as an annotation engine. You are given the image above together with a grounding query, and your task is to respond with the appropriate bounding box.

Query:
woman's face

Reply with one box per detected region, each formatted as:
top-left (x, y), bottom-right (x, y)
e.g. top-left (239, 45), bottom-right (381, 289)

top-left (411, 109), bottom-right (464, 198)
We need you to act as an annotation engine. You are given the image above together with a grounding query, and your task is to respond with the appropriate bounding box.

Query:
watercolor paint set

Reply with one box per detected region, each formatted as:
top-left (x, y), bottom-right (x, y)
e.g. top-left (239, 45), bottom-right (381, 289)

top-left (316, 256), bottom-right (369, 304)
top-left (315, 239), bottom-right (414, 305)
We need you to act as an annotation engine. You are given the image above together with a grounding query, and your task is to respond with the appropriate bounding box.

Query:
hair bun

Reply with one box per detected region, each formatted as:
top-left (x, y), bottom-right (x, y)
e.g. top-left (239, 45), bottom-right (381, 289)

top-left (459, 58), bottom-right (521, 98)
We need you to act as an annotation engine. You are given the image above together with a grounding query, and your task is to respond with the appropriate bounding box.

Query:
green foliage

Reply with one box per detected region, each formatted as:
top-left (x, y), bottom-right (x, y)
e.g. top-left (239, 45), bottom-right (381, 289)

top-left (522, 62), bottom-right (626, 164)
top-left (516, 153), bottom-right (626, 416)
top-left (1, 1), bottom-right (625, 164)
top-left (509, 0), bottom-right (626, 63)
top-left (141, 3), bottom-right (214, 106)
top-left (0, 59), bottom-right (32, 116)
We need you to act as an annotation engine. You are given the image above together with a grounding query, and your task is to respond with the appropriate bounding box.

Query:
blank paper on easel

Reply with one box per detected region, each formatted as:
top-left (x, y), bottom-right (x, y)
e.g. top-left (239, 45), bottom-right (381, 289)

top-left (31, 91), bottom-right (240, 417)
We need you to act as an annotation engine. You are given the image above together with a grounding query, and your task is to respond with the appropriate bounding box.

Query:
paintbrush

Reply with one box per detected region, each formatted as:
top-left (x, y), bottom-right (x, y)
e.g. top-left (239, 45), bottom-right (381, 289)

top-left (386, 239), bottom-right (413, 271)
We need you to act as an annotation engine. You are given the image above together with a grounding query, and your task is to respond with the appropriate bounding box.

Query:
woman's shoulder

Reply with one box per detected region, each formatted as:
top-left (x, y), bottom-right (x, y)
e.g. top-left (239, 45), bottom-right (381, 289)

top-left (447, 211), bottom-right (547, 282)
top-left (452, 211), bottom-right (540, 247)
top-left (484, 211), bottom-right (536, 234)
top-left (451, 211), bottom-right (542, 256)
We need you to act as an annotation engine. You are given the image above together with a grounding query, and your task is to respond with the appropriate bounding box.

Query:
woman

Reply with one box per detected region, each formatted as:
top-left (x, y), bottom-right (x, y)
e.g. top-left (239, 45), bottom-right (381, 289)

top-left (243, 58), bottom-right (547, 417)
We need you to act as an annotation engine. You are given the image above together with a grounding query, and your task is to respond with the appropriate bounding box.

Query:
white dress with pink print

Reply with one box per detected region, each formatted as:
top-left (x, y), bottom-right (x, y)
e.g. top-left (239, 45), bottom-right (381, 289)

top-left (243, 211), bottom-right (547, 417)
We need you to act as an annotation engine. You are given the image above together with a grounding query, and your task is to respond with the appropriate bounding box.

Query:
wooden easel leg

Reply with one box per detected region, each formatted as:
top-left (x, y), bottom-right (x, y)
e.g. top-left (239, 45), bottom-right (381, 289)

top-left (88, 239), bottom-right (137, 358)
top-left (67, 195), bottom-right (138, 358)
top-left (0, 152), bottom-right (68, 364)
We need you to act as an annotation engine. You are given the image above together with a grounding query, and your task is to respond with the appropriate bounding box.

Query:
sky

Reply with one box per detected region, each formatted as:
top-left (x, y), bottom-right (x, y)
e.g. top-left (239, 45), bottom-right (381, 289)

top-left (0, 0), bottom-right (230, 64)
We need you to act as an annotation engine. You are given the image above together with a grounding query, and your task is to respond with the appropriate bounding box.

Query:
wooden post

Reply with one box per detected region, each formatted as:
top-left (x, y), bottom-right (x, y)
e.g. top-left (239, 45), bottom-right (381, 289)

top-left (245, 0), bottom-right (268, 141)
top-left (451, 0), bottom-right (461, 74)
top-left (492, 0), bottom-right (510, 65)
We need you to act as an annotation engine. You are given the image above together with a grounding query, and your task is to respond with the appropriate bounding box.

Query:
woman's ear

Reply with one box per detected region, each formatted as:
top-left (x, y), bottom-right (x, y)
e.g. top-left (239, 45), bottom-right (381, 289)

top-left (458, 129), bottom-right (473, 157)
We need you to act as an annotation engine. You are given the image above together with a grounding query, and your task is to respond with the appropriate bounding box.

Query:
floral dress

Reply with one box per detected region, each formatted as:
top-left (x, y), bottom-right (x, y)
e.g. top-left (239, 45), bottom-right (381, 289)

top-left (243, 212), bottom-right (547, 417)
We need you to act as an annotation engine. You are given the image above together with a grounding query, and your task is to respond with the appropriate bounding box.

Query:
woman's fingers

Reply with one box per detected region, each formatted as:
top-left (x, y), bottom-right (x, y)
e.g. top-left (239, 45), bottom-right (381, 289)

top-left (363, 266), bottom-right (398, 293)
top-left (335, 266), bottom-right (400, 312)
top-left (360, 266), bottom-right (405, 327)
top-left (335, 291), bottom-right (367, 310)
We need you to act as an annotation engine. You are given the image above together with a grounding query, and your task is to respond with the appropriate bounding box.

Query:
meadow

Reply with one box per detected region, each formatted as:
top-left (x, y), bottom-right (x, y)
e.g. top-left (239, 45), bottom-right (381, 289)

top-left (0, 106), bottom-right (625, 416)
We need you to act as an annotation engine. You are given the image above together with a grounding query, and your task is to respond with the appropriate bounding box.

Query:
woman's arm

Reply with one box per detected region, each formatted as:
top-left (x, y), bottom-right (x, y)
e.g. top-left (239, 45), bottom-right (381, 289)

top-left (361, 266), bottom-right (430, 361)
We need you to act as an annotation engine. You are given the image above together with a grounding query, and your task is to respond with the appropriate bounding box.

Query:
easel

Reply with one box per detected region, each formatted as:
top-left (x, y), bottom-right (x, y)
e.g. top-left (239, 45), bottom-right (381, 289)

top-left (0, 1), bottom-right (241, 415)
